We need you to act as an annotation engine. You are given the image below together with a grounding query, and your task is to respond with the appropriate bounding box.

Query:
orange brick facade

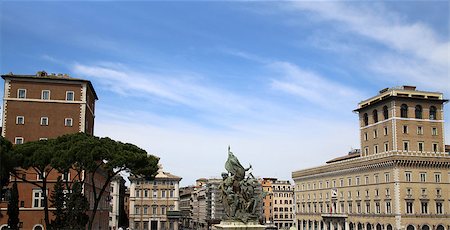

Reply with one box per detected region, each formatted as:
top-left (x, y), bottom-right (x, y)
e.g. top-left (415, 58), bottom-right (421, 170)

top-left (0, 72), bottom-right (108, 230)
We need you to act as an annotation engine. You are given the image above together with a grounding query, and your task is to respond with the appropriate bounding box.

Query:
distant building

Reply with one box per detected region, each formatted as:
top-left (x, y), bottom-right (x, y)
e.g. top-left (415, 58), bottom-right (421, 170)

top-left (0, 71), bottom-right (109, 230)
top-left (110, 175), bottom-right (128, 230)
top-left (261, 178), bottom-right (295, 229)
top-left (179, 186), bottom-right (196, 229)
top-left (129, 166), bottom-right (182, 230)
top-left (293, 86), bottom-right (449, 230)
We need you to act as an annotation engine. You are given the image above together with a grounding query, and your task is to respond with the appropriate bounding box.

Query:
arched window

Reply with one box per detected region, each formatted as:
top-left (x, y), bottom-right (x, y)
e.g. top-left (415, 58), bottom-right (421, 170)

top-left (367, 223), bottom-right (372, 230)
top-left (400, 104), bottom-right (408, 118)
top-left (422, 225), bottom-right (430, 230)
top-left (415, 105), bottom-right (422, 119)
top-left (436, 225), bottom-right (444, 230)
top-left (377, 224), bottom-right (382, 230)
top-left (33, 225), bottom-right (44, 230)
top-left (407, 225), bottom-right (415, 230)
top-left (429, 106), bottom-right (437, 120)
top-left (363, 113), bottom-right (369, 126)
top-left (373, 110), bottom-right (378, 123)
top-left (387, 225), bottom-right (393, 230)
top-left (383, 106), bottom-right (389, 119)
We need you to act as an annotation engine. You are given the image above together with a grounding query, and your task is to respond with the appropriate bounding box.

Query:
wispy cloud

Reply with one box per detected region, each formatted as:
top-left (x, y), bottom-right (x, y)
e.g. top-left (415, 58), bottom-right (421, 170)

top-left (269, 61), bottom-right (363, 109)
top-left (286, 2), bottom-right (449, 91)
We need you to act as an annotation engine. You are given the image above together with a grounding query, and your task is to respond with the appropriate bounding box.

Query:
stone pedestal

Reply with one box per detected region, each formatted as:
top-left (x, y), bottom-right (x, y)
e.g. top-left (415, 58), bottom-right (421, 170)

top-left (213, 221), bottom-right (266, 230)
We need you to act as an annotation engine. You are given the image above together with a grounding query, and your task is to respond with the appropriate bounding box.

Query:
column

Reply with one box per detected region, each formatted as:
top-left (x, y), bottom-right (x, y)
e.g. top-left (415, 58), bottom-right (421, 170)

top-left (330, 221), bottom-right (334, 230)
top-left (345, 221), bottom-right (349, 230)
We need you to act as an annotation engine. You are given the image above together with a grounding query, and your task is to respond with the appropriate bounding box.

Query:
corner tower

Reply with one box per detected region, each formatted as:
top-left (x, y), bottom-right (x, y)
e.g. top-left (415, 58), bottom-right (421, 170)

top-left (354, 86), bottom-right (447, 157)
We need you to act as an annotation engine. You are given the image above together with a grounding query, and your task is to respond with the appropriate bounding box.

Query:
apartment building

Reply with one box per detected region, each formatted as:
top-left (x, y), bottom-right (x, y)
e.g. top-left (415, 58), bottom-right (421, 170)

top-left (110, 175), bottom-right (127, 230)
top-left (0, 71), bottom-right (110, 230)
top-left (292, 86), bottom-right (449, 230)
top-left (261, 178), bottom-right (295, 229)
top-left (129, 167), bottom-right (181, 230)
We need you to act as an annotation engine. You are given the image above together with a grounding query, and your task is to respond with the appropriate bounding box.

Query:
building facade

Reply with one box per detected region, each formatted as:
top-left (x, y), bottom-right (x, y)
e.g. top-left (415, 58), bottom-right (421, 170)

top-left (292, 86), bottom-right (449, 230)
top-left (129, 167), bottom-right (181, 230)
top-left (0, 71), bottom-right (110, 230)
top-left (261, 178), bottom-right (295, 229)
top-left (110, 175), bottom-right (128, 230)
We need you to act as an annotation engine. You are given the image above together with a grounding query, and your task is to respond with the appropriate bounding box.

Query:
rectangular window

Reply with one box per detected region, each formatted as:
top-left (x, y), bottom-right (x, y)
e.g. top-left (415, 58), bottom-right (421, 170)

top-left (405, 172), bottom-right (412, 182)
top-left (373, 129), bottom-right (378, 139)
top-left (65, 118), bottom-right (73, 127)
top-left (40, 117), bottom-right (49, 126)
top-left (417, 126), bottom-right (423, 135)
top-left (434, 173), bottom-right (441, 183)
top-left (153, 190), bottom-right (157, 198)
top-left (403, 141), bottom-right (409, 151)
top-left (432, 127), bottom-right (438, 136)
top-left (364, 132), bottom-right (368, 141)
top-left (62, 172), bottom-right (70, 181)
top-left (406, 202), bottom-right (413, 214)
top-left (18, 89), bottom-right (26, 99)
top-left (374, 145), bottom-right (379, 154)
top-left (384, 127), bottom-right (388, 135)
top-left (135, 206), bottom-right (140, 214)
top-left (340, 179), bottom-right (344, 187)
top-left (365, 176), bottom-right (369, 185)
top-left (366, 203), bottom-right (370, 213)
top-left (403, 125), bottom-right (408, 134)
top-left (16, 116), bottom-right (24, 125)
top-left (356, 177), bottom-right (360, 185)
top-left (386, 201), bottom-right (391, 214)
top-left (432, 143), bottom-right (438, 152)
top-left (375, 202), bottom-right (380, 214)
top-left (418, 142), bottom-right (424, 152)
top-left (384, 142), bottom-right (389, 152)
top-left (14, 137), bottom-right (24, 145)
top-left (385, 188), bottom-right (390, 196)
top-left (41, 90), bottom-right (50, 100)
top-left (385, 173), bottom-right (390, 182)
top-left (420, 173), bottom-right (426, 182)
top-left (39, 138), bottom-right (47, 141)
top-left (32, 189), bottom-right (45, 208)
top-left (436, 202), bottom-right (443, 214)
top-left (374, 175), bottom-right (379, 183)
top-left (348, 178), bottom-right (352, 186)
top-left (421, 202), bottom-right (428, 214)
top-left (66, 91), bottom-right (75, 101)
top-left (364, 147), bottom-right (369, 155)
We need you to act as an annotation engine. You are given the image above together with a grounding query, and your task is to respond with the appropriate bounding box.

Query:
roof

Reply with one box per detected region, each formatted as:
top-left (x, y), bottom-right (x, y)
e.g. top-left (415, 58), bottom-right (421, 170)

top-left (354, 86), bottom-right (447, 112)
top-left (326, 152), bottom-right (361, 164)
top-left (2, 71), bottom-right (98, 100)
top-left (155, 170), bottom-right (182, 180)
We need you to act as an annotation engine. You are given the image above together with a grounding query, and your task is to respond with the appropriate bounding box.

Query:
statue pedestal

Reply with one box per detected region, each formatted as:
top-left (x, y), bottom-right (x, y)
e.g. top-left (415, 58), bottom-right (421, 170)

top-left (213, 221), bottom-right (266, 230)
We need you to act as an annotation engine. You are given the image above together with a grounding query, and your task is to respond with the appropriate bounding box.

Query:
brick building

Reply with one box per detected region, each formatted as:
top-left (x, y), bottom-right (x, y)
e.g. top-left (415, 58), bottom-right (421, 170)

top-left (0, 71), bottom-right (110, 230)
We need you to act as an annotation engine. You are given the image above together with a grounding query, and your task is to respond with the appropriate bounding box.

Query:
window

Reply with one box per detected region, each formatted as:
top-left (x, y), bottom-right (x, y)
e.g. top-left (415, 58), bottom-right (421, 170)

top-left (406, 202), bottom-right (413, 214)
top-left (384, 127), bottom-right (388, 135)
top-left (383, 106), bottom-right (389, 119)
top-left (405, 172), bottom-right (412, 182)
top-left (18, 89), bottom-right (26, 99)
top-left (348, 178), bottom-right (352, 186)
top-left (418, 142), bottom-right (424, 152)
top-left (429, 106), bottom-right (437, 120)
top-left (385, 173), bottom-right (390, 182)
top-left (432, 127), bottom-right (438, 136)
top-left (32, 189), bottom-right (45, 208)
top-left (403, 125), bottom-right (408, 134)
top-left (386, 188), bottom-right (390, 196)
top-left (375, 202), bottom-right (381, 214)
top-left (170, 190), bottom-right (174, 198)
top-left (415, 105), bottom-right (422, 119)
top-left (384, 142), bottom-right (389, 152)
top-left (436, 202), bottom-right (443, 214)
top-left (417, 126), bottom-right (423, 135)
top-left (39, 138), bottom-right (47, 141)
top-left (65, 118), bottom-right (73, 127)
top-left (374, 145), bottom-right (379, 154)
top-left (364, 147), bottom-right (369, 155)
top-left (364, 132), bottom-right (368, 141)
top-left (403, 141), bottom-right (409, 151)
top-left (162, 190), bottom-right (166, 198)
top-left (16, 116), bottom-right (24, 125)
top-left (153, 190), bottom-right (157, 198)
top-left (434, 173), bottom-right (441, 183)
top-left (135, 206), bottom-right (140, 214)
top-left (366, 202), bottom-right (371, 213)
top-left (365, 176), bottom-right (369, 184)
top-left (401, 104), bottom-right (408, 118)
top-left (373, 109), bottom-right (378, 123)
top-left (356, 177), bottom-right (360, 185)
top-left (340, 179), bottom-right (344, 187)
top-left (40, 117), bottom-right (49, 126)
top-left (152, 206), bottom-right (157, 214)
top-left (420, 173), bottom-right (426, 182)
top-left (363, 113), bottom-right (368, 126)
top-left (432, 143), bottom-right (438, 152)
top-left (62, 172), bottom-right (70, 181)
top-left (421, 202), bottom-right (428, 214)
top-left (66, 91), bottom-right (75, 101)
top-left (14, 137), bottom-right (24, 145)
top-left (41, 90), bottom-right (50, 100)
top-left (386, 201), bottom-right (391, 214)
top-left (373, 130), bottom-right (378, 139)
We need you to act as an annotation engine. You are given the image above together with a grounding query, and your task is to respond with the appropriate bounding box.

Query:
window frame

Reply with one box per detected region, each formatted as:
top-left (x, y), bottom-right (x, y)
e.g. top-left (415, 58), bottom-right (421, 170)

top-left (64, 118), bottom-right (73, 127)
top-left (16, 116), bottom-right (25, 125)
top-left (32, 189), bottom-right (45, 208)
top-left (41, 90), bottom-right (50, 100)
top-left (14, 137), bottom-right (24, 145)
top-left (66, 91), bottom-right (75, 101)
top-left (17, 89), bottom-right (26, 99)
top-left (400, 104), bottom-right (408, 118)
top-left (40, 117), bottom-right (49, 126)
top-left (415, 105), bottom-right (422, 119)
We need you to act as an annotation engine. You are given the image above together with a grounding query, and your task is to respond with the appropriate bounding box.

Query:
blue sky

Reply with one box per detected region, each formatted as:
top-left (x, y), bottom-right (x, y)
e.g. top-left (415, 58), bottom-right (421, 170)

top-left (1, 1), bottom-right (449, 186)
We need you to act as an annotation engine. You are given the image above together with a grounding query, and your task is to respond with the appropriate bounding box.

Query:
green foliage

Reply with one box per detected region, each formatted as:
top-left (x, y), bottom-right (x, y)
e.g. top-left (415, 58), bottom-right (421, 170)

top-left (65, 181), bottom-right (89, 229)
top-left (50, 176), bottom-right (66, 229)
top-left (7, 181), bottom-right (19, 230)
top-left (0, 137), bottom-right (14, 199)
